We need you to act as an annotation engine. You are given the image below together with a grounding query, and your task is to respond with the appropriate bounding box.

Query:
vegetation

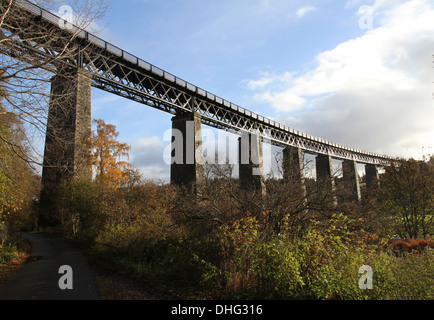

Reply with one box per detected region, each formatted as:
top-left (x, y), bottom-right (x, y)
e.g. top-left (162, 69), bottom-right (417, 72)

top-left (1, 0), bottom-right (432, 300)
top-left (0, 0), bottom-right (109, 167)
top-left (0, 234), bottom-right (30, 266)
top-left (1, 100), bottom-right (433, 299)
top-left (54, 140), bottom-right (434, 299)
top-left (2, 105), bottom-right (432, 299)
top-left (1, 72), bottom-right (40, 235)
top-left (379, 157), bottom-right (433, 238)
top-left (91, 119), bottom-right (133, 190)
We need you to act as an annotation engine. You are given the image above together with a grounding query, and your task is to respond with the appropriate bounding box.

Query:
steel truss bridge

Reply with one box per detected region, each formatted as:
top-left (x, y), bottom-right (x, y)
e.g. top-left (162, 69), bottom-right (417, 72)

top-left (1, 0), bottom-right (392, 166)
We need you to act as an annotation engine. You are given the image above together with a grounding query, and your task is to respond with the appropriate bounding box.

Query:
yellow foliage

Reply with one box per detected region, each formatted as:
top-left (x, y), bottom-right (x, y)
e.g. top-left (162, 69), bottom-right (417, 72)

top-left (91, 119), bottom-right (132, 189)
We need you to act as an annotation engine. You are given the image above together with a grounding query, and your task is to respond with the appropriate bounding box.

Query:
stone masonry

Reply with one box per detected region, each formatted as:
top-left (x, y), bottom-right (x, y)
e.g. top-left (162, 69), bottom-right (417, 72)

top-left (238, 132), bottom-right (266, 194)
top-left (39, 68), bottom-right (92, 228)
top-left (170, 112), bottom-right (205, 193)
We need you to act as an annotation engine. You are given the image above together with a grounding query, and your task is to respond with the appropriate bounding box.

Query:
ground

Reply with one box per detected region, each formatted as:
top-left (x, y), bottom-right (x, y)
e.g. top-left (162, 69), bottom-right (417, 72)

top-left (0, 235), bottom-right (173, 300)
top-left (89, 261), bottom-right (175, 300)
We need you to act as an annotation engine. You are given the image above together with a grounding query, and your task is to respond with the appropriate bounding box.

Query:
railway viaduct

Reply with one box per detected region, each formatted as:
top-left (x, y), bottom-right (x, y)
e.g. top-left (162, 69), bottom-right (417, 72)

top-left (0, 1), bottom-right (392, 227)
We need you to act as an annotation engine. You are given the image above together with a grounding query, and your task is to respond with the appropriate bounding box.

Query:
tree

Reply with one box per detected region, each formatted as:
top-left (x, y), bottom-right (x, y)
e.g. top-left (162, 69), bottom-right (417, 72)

top-left (172, 152), bottom-right (339, 240)
top-left (0, 0), bottom-right (109, 167)
top-left (379, 157), bottom-right (433, 238)
top-left (1, 1), bottom-right (110, 229)
top-left (91, 119), bottom-right (132, 189)
top-left (1, 91), bottom-right (39, 230)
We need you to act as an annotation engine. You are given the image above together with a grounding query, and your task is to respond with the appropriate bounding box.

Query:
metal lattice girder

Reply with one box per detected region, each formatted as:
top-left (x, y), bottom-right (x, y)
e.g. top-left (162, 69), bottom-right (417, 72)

top-left (1, 0), bottom-right (392, 165)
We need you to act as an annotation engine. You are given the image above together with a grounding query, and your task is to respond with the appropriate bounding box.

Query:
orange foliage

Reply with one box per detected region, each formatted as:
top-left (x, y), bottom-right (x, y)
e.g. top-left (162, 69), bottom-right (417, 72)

top-left (389, 238), bottom-right (434, 253)
top-left (92, 119), bottom-right (132, 189)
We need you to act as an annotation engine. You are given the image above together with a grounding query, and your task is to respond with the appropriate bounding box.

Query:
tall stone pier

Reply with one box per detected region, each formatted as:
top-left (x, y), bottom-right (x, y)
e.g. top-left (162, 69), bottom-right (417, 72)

top-left (39, 68), bottom-right (92, 228)
top-left (282, 146), bottom-right (306, 198)
top-left (316, 154), bottom-right (337, 205)
top-left (342, 160), bottom-right (362, 202)
top-left (238, 132), bottom-right (266, 194)
top-left (170, 112), bottom-right (205, 193)
top-left (365, 164), bottom-right (379, 189)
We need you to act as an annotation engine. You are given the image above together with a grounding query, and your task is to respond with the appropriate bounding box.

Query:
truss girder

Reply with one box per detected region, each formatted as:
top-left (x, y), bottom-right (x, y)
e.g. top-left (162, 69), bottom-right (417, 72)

top-left (1, 0), bottom-right (392, 165)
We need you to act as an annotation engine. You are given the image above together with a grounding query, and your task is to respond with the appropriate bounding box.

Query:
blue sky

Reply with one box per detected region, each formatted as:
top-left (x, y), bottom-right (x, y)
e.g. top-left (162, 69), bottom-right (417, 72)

top-left (84, 0), bottom-right (434, 181)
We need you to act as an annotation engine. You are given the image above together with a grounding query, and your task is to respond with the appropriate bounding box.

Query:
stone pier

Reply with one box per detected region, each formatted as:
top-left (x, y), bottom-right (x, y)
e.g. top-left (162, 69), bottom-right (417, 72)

top-left (282, 146), bottom-right (306, 198)
top-left (365, 164), bottom-right (379, 189)
top-left (170, 112), bottom-right (205, 193)
top-left (342, 160), bottom-right (362, 202)
top-left (238, 132), bottom-right (266, 193)
top-left (316, 154), bottom-right (337, 205)
top-left (39, 68), bottom-right (92, 228)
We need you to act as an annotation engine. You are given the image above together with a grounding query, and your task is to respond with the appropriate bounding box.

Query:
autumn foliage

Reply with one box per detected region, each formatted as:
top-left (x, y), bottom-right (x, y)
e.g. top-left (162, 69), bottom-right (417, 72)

top-left (389, 238), bottom-right (434, 253)
top-left (1, 91), bottom-right (39, 231)
top-left (91, 119), bottom-right (132, 189)
top-left (51, 127), bottom-right (434, 299)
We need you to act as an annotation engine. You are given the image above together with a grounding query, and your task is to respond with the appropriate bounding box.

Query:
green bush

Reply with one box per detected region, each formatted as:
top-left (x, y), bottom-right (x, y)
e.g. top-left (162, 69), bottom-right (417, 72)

top-left (373, 249), bottom-right (433, 299)
top-left (138, 238), bottom-right (204, 287)
top-left (0, 242), bottom-right (19, 264)
top-left (196, 216), bottom-right (304, 299)
top-left (194, 212), bottom-right (434, 299)
top-left (250, 237), bottom-right (304, 298)
top-left (58, 178), bottom-right (102, 241)
top-left (0, 236), bottom-right (29, 265)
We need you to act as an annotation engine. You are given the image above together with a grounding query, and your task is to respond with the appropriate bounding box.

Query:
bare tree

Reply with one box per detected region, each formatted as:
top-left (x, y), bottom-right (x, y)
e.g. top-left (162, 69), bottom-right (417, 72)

top-left (1, 0), bottom-right (110, 228)
top-left (171, 149), bottom-right (342, 240)
top-left (0, 0), bottom-right (110, 168)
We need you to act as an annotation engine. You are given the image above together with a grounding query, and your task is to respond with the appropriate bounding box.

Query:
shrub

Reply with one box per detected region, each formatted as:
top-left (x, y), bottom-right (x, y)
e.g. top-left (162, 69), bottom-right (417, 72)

top-left (197, 216), bottom-right (306, 299)
top-left (58, 178), bottom-right (103, 241)
top-left (389, 238), bottom-right (434, 254)
top-left (251, 237), bottom-right (304, 298)
top-left (298, 234), bottom-right (434, 300)
top-left (0, 235), bottom-right (29, 265)
top-left (57, 177), bottom-right (434, 300)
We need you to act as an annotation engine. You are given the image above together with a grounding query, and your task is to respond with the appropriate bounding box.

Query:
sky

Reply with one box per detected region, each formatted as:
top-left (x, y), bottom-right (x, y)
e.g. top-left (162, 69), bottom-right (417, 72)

top-left (82, 0), bottom-right (434, 182)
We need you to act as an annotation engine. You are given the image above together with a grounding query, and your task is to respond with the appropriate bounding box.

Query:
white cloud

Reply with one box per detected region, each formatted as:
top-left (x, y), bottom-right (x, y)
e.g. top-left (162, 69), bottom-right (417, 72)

top-left (244, 71), bottom-right (294, 90)
top-left (246, 76), bottom-right (276, 90)
top-left (134, 136), bottom-right (162, 150)
top-left (131, 136), bottom-right (170, 182)
top-left (296, 6), bottom-right (316, 18)
top-left (246, 0), bottom-right (434, 159)
top-left (253, 91), bottom-right (306, 113)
